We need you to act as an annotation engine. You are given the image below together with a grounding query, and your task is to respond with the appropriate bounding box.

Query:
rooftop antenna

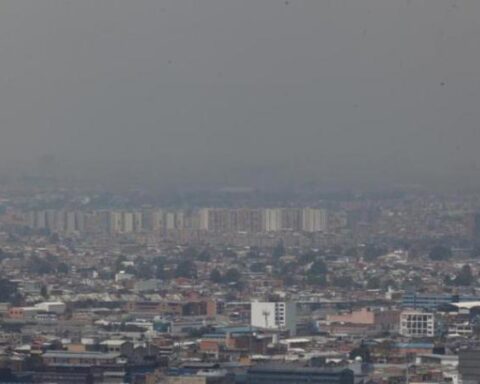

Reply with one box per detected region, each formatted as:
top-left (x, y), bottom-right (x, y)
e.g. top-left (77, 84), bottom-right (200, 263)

top-left (262, 310), bottom-right (270, 328)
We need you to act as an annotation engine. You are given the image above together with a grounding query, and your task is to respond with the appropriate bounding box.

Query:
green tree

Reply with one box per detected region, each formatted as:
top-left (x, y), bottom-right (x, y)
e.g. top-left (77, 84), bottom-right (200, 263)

top-left (28, 254), bottom-right (54, 275)
top-left (272, 241), bottom-right (286, 259)
top-left (209, 268), bottom-right (222, 283)
top-left (278, 261), bottom-right (297, 279)
top-left (196, 249), bottom-right (211, 262)
top-left (24, 355), bottom-right (44, 370)
top-left (223, 268), bottom-right (241, 284)
top-left (333, 275), bottom-right (354, 289)
top-left (250, 262), bottom-right (266, 273)
top-left (57, 262), bottom-right (69, 275)
top-left (299, 251), bottom-right (318, 264)
top-left (307, 260), bottom-right (328, 285)
top-left (222, 249), bottom-right (238, 259)
top-left (471, 246), bottom-right (480, 258)
top-left (367, 276), bottom-right (381, 289)
top-left (40, 285), bottom-right (49, 299)
top-left (376, 340), bottom-right (395, 363)
top-left (429, 245), bottom-right (452, 261)
top-left (182, 247), bottom-right (198, 259)
top-left (153, 256), bottom-right (166, 278)
top-left (382, 279), bottom-right (397, 290)
top-left (0, 279), bottom-right (22, 304)
top-left (246, 247), bottom-right (260, 259)
top-left (136, 259), bottom-right (155, 279)
top-left (345, 247), bottom-right (359, 258)
top-left (309, 260), bottom-right (327, 275)
top-left (453, 264), bottom-right (474, 286)
top-left (188, 325), bottom-right (215, 338)
top-left (124, 265), bottom-right (136, 275)
top-left (363, 244), bottom-right (387, 261)
top-left (350, 342), bottom-right (371, 363)
top-left (49, 233), bottom-right (60, 244)
top-left (115, 255), bottom-right (127, 272)
top-left (175, 260), bottom-right (197, 279)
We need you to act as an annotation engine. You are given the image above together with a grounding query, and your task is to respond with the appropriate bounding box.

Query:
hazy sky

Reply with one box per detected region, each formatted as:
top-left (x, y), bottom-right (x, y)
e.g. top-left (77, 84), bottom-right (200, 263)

top-left (1, 0), bottom-right (480, 188)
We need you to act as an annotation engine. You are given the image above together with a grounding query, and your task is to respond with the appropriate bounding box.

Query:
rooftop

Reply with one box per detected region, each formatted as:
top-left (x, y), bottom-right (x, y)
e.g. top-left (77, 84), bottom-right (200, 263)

top-left (43, 351), bottom-right (120, 359)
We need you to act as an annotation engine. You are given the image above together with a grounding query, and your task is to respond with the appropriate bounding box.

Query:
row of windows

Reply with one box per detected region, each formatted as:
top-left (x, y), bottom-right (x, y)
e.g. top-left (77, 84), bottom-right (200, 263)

top-left (403, 315), bottom-right (432, 321)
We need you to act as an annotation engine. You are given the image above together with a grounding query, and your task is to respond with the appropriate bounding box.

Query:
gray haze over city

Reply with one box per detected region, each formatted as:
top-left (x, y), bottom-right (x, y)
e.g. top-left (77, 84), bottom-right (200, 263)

top-left (1, 0), bottom-right (480, 190)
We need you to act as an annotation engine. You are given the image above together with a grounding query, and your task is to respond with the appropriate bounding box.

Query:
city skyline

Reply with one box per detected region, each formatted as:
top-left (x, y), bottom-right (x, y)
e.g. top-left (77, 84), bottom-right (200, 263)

top-left (0, 1), bottom-right (480, 382)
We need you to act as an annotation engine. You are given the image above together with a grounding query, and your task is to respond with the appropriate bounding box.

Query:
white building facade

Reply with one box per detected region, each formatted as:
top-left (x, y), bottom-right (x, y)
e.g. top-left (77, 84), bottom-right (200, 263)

top-left (251, 301), bottom-right (297, 336)
top-left (263, 209), bottom-right (282, 232)
top-left (301, 208), bottom-right (327, 232)
top-left (400, 311), bottom-right (435, 338)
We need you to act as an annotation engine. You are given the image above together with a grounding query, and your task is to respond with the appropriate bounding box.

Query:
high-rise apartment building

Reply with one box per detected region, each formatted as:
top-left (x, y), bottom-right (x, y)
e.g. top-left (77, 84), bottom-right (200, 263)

top-left (251, 301), bottom-right (297, 336)
top-left (198, 208), bottom-right (210, 231)
top-left (302, 208), bottom-right (327, 233)
top-left (206, 208), bottom-right (231, 232)
top-left (165, 212), bottom-right (176, 230)
top-left (109, 212), bottom-right (123, 234)
top-left (45, 210), bottom-right (57, 231)
top-left (65, 211), bottom-right (76, 233)
top-left (151, 209), bottom-right (164, 232)
top-left (175, 211), bottom-right (184, 230)
top-left (133, 211), bottom-right (143, 232)
top-left (22, 206), bottom-right (332, 235)
top-left (35, 210), bottom-right (47, 230)
top-left (281, 208), bottom-right (303, 232)
top-left (122, 212), bottom-right (134, 233)
top-left (263, 209), bottom-right (282, 232)
top-left (55, 211), bottom-right (66, 232)
top-left (471, 212), bottom-right (480, 245)
top-left (75, 211), bottom-right (86, 233)
top-left (231, 209), bottom-right (263, 233)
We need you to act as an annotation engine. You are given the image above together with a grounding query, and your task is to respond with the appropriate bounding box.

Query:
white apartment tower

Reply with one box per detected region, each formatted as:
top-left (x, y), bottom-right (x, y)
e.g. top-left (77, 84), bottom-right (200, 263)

top-left (199, 209), bottom-right (210, 231)
top-left (263, 209), bottom-right (282, 232)
top-left (165, 212), bottom-right (176, 230)
top-left (109, 212), bottom-right (123, 234)
top-left (45, 210), bottom-right (57, 231)
top-left (133, 211), bottom-right (143, 232)
top-left (122, 212), bottom-right (134, 233)
top-left (36, 211), bottom-right (47, 230)
top-left (175, 211), bottom-right (184, 230)
top-left (151, 210), bottom-right (164, 231)
top-left (66, 211), bottom-right (76, 233)
top-left (251, 301), bottom-right (297, 336)
top-left (75, 211), bottom-right (85, 233)
top-left (302, 208), bottom-right (327, 232)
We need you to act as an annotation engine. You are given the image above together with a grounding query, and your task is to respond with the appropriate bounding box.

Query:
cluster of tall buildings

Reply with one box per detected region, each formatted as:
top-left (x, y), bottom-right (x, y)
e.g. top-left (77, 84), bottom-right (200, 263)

top-left (23, 207), bottom-right (328, 235)
top-left (24, 209), bottom-right (183, 235)
top-left (199, 207), bottom-right (327, 233)
top-left (25, 210), bottom-right (87, 234)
